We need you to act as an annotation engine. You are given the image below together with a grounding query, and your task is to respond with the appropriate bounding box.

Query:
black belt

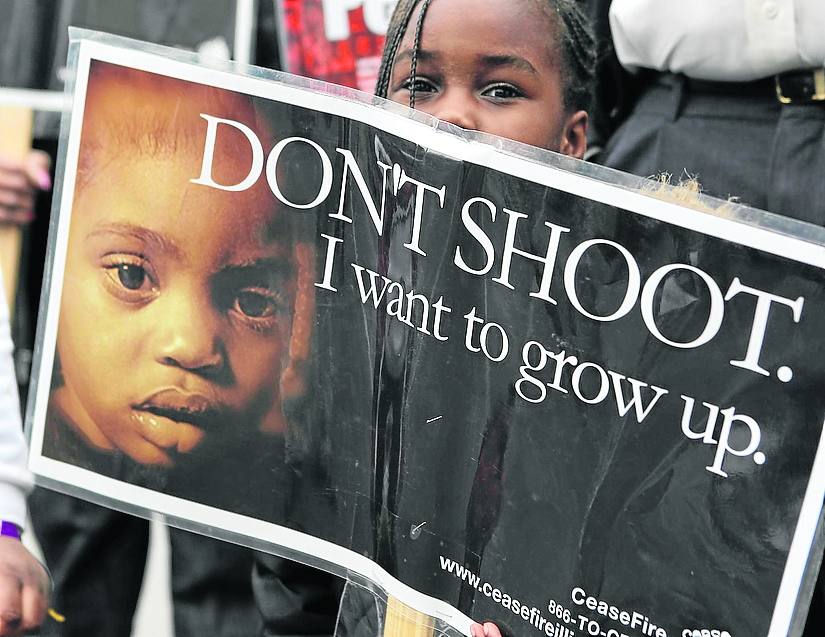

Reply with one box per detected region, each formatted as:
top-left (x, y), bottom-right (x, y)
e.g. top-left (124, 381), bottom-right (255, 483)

top-left (660, 68), bottom-right (825, 104)
top-left (775, 68), bottom-right (825, 104)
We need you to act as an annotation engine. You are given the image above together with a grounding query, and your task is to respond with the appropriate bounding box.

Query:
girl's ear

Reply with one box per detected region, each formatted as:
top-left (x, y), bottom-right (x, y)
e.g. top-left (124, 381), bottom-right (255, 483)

top-left (558, 110), bottom-right (588, 159)
top-left (260, 243), bottom-right (316, 433)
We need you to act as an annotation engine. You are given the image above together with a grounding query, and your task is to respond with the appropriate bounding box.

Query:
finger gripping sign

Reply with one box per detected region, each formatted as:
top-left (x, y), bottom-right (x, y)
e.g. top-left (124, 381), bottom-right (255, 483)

top-left (27, 31), bottom-right (825, 637)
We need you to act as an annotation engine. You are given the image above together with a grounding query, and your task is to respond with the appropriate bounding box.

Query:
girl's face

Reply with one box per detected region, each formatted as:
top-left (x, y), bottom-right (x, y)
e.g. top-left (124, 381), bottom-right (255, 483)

top-left (387, 0), bottom-right (587, 158)
top-left (55, 144), bottom-right (304, 466)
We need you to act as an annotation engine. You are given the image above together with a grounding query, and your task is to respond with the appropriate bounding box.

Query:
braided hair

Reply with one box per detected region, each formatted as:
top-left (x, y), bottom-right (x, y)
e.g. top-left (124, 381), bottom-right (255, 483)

top-left (374, 0), bottom-right (597, 113)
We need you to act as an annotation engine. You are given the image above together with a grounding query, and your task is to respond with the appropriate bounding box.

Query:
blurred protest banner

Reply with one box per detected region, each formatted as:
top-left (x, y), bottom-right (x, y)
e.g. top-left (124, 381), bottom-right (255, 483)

top-left (274, 0), bottom-right (395, 91)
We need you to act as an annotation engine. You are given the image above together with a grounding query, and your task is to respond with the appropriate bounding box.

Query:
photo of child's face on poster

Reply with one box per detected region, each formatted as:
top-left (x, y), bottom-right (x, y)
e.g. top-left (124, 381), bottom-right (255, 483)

top-left (47, 61), bottom-right (315, 469)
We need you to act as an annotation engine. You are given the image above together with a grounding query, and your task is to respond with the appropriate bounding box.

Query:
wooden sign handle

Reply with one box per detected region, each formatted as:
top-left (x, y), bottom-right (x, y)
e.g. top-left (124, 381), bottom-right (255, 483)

top-left (0, 106), bottom-right (34, 314)
top-left (384, 597), bottom-right (436, 637)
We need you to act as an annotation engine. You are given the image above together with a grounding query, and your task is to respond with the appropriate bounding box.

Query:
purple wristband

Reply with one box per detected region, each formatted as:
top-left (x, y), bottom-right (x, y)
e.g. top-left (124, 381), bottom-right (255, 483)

top-left (0, 521), bottom-right (21, 540)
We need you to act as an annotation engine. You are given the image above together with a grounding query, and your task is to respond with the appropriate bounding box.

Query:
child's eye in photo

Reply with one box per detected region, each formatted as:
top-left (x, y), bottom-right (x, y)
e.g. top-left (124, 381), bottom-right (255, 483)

top-left (234, 288), bottom-right (284, 320)
top-left (115, 264), bottom-right (148, 290)
top-left (214, 263), bottom-right (293, 332)
top-left (101, 255), bottom-right (158, 303)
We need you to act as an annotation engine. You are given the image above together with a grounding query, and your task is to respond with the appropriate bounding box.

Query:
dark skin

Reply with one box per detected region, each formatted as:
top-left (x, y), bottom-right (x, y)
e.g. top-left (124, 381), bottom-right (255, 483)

top-left (386, 0), bottom-right (588, 158)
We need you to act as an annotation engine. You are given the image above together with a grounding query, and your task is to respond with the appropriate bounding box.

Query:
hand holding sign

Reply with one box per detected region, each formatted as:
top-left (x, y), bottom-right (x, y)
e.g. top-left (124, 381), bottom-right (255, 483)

top-left (0, 108), bottom-right (51, 315)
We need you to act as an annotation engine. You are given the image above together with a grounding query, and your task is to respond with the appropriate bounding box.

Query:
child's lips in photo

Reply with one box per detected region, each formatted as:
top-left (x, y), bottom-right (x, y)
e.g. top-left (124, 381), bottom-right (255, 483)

top-left (131, 388), bottom-right (224, 454)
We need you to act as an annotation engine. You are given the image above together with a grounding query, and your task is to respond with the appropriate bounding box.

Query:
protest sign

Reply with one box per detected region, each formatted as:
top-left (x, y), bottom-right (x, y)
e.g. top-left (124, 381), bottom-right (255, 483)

top-left (27, 32), bottom-right (825, 637)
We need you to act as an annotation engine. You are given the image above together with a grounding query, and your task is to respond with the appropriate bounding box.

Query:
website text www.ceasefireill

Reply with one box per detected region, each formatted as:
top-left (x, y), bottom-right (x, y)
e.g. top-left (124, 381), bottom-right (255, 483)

top-left (438, 555), bottom-right (688, 637)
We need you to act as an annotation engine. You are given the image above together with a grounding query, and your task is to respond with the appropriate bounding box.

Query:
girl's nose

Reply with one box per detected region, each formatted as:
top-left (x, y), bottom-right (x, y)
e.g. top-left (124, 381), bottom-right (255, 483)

top-left (154, 292), bottom-right (225, 376)
top-left (432, 90), bottom-right (478, 131)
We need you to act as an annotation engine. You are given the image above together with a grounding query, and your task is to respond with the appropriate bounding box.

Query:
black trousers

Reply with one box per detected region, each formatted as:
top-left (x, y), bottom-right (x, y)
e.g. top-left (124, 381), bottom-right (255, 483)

top-left (30, 489), bottom-right (262, 637)
top-left (251, 554), bottom-right (344, 637)
top-left (601, 74), bottom-right (825, 224)
top-left (600, 72), bottom-right (825, 637)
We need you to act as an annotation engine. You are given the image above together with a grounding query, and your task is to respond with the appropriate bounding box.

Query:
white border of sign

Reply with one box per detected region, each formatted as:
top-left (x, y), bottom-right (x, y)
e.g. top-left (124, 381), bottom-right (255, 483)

top-left (28, 38), bottom-right (825, 637)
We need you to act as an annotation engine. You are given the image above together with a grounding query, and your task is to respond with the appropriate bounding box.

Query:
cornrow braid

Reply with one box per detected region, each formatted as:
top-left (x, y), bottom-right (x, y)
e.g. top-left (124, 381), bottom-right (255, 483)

top-left (375, 0), bottom-right (423, 100)
top-left (375, 0), bottom-right (597, 114)
top-left (407, 0), bottom-right (433, 109)
top-left (546, 0), bottom-right (597, 112)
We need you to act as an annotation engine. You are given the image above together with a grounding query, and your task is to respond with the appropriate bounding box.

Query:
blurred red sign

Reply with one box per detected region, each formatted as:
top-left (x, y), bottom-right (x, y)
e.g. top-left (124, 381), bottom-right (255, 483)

top-left (276, 0), bottom-right (396, 92)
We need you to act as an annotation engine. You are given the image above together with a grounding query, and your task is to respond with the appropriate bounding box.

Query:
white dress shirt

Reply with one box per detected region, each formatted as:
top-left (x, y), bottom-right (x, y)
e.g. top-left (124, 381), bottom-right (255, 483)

top-left (609, 0), bottom-right (825, 81)
top-left (0, 273), bottom-right (32, 529)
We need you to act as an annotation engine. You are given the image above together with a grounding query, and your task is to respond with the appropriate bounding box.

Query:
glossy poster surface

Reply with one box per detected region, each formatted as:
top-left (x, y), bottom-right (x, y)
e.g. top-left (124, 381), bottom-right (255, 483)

top-left (27, 36), bottom-right (825, 637)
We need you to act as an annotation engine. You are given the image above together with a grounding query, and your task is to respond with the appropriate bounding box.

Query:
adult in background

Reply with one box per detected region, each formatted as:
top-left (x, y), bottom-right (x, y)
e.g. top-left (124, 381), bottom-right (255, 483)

top-left (585, 1), bottom-right (825, 634)
top-left (0, 270), bottom-right (50, 636)
top-left (590, 0), bottom-right (825, 221)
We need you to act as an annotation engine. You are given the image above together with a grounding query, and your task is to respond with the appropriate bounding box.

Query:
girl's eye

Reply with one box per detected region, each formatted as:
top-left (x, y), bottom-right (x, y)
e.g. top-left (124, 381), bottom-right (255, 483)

top-left (401, 76), bottom-right (437, 94)
top-left (482, 83), bottom-right (524, 100)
